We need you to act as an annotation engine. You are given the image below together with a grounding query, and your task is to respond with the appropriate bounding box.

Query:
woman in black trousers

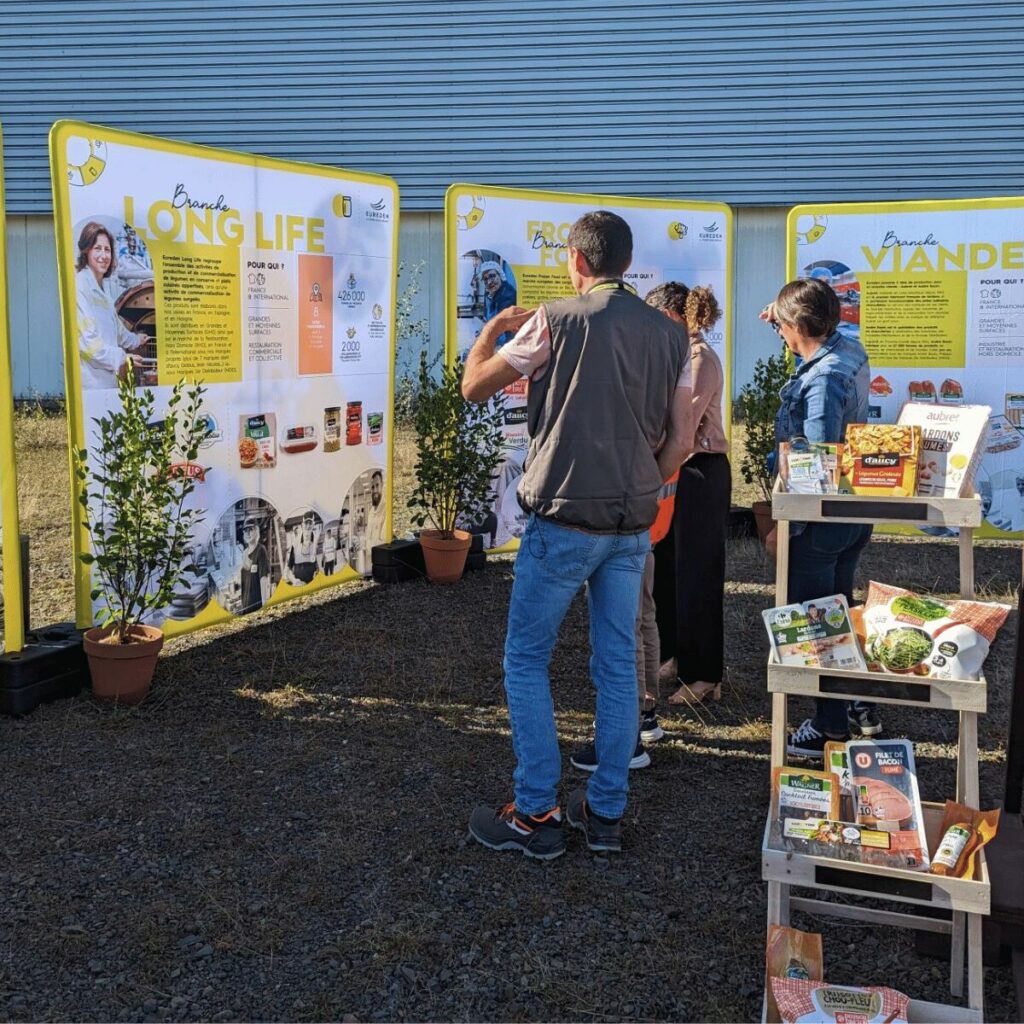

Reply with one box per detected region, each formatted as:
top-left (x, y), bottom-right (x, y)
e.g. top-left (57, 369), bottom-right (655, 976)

top-left (646, 283), bottom-right (731, 705)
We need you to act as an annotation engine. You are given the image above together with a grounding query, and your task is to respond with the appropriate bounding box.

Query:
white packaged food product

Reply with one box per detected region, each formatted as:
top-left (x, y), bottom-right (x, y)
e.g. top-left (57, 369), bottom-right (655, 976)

top-left (896, 402), bottom-right (990, 497)
top-left (862, 581), bottom-right (1010, 681)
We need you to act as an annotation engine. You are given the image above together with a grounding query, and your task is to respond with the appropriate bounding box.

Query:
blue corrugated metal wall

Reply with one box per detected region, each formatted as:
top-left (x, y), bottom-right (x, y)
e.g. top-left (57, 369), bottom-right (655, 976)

top-left (2, 0), bottom-right (1023, 213)
top-left (1, 0), bottom-right (1022, 396)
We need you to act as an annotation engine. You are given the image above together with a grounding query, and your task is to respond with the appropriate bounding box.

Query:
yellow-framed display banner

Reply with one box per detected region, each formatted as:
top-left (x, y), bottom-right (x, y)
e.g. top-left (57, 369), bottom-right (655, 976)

top-left (787, 197), bottom-right (1024, 540)
top-left (0, 124), bottom-right (26, 652)
top-left (50, 121), bottom-right (399, 636)
top-left (445, 183), bottom-right (733, 551)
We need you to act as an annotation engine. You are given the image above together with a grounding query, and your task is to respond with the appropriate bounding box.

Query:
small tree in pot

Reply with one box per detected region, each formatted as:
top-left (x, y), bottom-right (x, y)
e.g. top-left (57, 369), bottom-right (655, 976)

top-left (407, 352), bottom-right (506, 582)
top-left (735, 345), bottom-right (790, 543)
top-left (74, 373), bottom-right (211, 704)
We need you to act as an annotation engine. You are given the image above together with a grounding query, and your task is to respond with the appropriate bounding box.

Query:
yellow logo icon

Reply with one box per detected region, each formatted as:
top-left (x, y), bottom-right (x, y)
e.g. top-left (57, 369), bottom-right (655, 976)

top-left (796, 214), bottom-right (828, 245)
top-left (456, 194), bottom-right (486, 230)
top-left (667, 221), bottom-right (687, 240)
top-left (332, 194), bottom-right (353, 218)
top-left (66, 136), bottom-right (108, 187)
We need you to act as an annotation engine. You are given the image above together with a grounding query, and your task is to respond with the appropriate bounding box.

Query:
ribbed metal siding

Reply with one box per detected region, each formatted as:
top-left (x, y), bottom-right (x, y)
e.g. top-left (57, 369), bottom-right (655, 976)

top-left (1, 0), bottom-right (1022, 213)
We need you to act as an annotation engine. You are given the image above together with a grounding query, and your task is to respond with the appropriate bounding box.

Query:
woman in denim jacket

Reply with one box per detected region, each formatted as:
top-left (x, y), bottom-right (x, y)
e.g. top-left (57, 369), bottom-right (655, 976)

top-left (762, 278), bottom-right (879, 759)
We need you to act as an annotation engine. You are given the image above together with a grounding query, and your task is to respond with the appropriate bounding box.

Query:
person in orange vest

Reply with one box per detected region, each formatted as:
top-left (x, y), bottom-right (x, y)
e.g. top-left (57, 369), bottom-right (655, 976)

top-left (631, 466), bottom-right (679, 749)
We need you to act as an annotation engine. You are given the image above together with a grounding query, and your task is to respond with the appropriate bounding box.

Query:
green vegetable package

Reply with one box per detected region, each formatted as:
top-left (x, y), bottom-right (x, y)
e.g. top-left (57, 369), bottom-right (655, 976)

top-left (862, 581), bottom-right (1009, 680)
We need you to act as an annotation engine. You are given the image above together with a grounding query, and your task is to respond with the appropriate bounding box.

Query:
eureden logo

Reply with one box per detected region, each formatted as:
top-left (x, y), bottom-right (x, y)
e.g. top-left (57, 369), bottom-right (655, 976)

top-left (456, 194), bottom-right (486, 230)
top-left (66, 135), bottom-right (108, 187)
top-left (796, 214), bottom-right (828, 245)
top-left (667, 221), bottom-right (687, 240)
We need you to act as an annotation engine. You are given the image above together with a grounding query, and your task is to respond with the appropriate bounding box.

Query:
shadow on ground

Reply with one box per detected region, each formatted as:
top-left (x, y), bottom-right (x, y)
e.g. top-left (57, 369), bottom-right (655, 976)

top-left (1, 536), bottom-right (1019, 1022)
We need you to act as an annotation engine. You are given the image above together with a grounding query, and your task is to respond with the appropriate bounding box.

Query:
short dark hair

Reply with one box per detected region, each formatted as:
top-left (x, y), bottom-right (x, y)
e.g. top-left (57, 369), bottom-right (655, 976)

top-left (371, 470), bottom-right (383, 483)
top-left (567, 211), bottom-right (632, 277)
top-left (775, 278), bottom-right (840, 338)
top-left (75, 221), bottom-right (117, 277)
top-left (646, 281), bottom-right (722, 334)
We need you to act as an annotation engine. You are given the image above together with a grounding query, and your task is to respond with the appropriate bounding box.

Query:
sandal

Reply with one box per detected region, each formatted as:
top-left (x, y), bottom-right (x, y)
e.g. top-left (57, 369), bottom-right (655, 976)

top-left (667, 682), bottom-right (721, 706)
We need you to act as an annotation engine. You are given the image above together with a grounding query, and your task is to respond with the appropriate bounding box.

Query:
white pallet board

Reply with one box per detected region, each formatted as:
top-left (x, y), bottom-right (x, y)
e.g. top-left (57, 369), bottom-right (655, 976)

top-left (761, 803), bottom-right (991, 914)
top-left (771, 486), bottom-right (982, 528)
top-left (766, 660), bottom-right (987, 713)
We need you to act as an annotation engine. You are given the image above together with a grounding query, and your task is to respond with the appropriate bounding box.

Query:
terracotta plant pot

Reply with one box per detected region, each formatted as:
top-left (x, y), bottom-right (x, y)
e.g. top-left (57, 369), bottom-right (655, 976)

top-left (419, 528), bottom-right (472, 584)
top-left (752, 500), bottom-right (775, 545)
top-left (83, 623), bottom-right (164, 705)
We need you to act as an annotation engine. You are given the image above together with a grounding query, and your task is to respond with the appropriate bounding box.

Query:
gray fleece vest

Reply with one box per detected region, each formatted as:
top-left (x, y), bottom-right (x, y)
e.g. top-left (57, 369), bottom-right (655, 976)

top-left (517, 282), bottom-right (686, 533)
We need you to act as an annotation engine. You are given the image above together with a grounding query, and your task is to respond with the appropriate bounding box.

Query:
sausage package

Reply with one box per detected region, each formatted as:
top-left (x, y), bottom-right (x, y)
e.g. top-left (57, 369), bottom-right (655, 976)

top-left (771, 978), bottom-right (910, 1024)
top-left (848, 739), bottom-right (929, 871)
top-left (824, 741), bottom-right (856, 822)
top-left (862, 581), bottom-right (1010, 680)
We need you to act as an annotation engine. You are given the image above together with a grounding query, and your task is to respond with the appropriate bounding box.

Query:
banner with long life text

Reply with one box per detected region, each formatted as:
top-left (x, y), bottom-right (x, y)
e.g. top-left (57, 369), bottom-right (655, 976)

top-left (788, 198), bottom-right (1024, 538)
top-left (0, 124), bottom-right (26, 652)
top-left (51, 122), bottom-right (398, 635)
top-left (446, 184), bottom-right (733, 550)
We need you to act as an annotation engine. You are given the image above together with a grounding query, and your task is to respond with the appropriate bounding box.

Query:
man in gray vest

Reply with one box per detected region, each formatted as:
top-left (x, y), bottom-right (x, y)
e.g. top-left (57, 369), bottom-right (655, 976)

top-left (461, 211), bottom-right (693, 858)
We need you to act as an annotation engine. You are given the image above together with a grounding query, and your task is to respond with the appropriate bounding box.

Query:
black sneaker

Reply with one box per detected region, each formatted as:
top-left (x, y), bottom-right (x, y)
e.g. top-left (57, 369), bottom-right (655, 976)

top-left (848, 702), bottom-right (883, 737)
top-left (565, 788), bottom-right (622, 853)
top-left (467, 801), bottom-right (565, 860)
top-left (786, 718), bottom-right (832, 760)
top-left (640, 710), bottom-right (664, 743)
top-left (570, 735), bottom-right (651, 772)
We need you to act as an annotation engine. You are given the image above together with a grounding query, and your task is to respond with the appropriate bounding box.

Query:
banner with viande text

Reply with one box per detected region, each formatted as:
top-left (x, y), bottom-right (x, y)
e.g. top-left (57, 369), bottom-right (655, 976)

top-left (0, 124), bottom-right (26, 652)
top-left (787, 198), bottom-right (1024, 538)
top-left (51, 122), bottom-right (398, 635)
top-left (446, 184), bottom-right (733, 550)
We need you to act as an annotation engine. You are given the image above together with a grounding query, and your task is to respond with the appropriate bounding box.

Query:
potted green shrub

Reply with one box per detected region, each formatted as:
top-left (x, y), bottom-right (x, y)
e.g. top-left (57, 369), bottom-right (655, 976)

top-left (407, 352), bottom-right (505, 582)
top-left (74, 373), bottom-right (211, 704)
top-left (735, 346), bottom-right (790, 543)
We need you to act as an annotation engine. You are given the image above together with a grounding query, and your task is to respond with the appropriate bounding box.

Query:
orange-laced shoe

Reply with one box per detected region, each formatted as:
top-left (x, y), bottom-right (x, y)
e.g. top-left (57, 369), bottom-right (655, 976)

top-left (467, 801), bottom-right (565, 860)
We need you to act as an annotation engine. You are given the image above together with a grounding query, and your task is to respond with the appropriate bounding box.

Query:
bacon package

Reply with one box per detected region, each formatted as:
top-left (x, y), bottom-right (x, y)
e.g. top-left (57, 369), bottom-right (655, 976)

top-left (862, 581), bottom-right (1010, 681)
top-left (848, 739), bottom-right (929, 871)
top-left (771, 978), bottom-right (910, 1024)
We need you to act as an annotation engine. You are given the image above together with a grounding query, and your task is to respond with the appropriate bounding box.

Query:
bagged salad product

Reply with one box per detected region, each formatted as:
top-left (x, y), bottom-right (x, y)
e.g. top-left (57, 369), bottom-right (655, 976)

top-left (862, 581), bottom-right (1010, 680)
top-left (771, 978), bottom-right (910, 1024)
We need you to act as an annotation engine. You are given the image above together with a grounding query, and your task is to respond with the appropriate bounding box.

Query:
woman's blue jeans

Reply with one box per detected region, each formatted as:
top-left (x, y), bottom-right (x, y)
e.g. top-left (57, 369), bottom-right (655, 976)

top-left (787, 521), bottom-right (873, 736)
top-left (503, 514), bottom-right (647, 819)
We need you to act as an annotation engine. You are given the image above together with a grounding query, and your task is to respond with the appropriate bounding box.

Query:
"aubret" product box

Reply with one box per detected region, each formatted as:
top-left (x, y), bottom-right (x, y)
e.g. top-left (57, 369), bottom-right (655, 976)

top-left (897, 402), bottom-right (990, 498)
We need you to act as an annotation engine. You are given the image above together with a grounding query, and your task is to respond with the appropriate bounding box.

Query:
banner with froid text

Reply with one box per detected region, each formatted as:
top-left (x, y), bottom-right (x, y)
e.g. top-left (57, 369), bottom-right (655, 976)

top-left (446, 184), bottom-right (733, 551)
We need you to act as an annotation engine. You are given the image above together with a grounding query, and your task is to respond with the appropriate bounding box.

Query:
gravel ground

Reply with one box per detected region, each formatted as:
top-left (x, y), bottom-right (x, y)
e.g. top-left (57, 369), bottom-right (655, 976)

top-left (2, 534), bottom-right (1020, 1022)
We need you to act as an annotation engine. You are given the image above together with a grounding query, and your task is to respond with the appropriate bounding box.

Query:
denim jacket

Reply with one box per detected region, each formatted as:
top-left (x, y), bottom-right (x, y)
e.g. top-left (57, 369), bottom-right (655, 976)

top-left (775, 330), bottom-right (870, 450)
top-left (774, 331), bottom-right (870, 533)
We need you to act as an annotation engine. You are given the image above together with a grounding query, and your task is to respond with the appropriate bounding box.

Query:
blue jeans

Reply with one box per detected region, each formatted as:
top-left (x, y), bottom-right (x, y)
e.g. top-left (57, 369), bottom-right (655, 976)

top-left (503, 514), bottom-right (647, 819)
top-left (788, 521), bottom-right (873, 735)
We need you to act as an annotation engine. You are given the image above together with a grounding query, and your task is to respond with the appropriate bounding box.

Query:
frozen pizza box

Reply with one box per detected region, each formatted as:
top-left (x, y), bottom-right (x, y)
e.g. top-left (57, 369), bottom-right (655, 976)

top-left (897, 402), bottom-right (990, 498)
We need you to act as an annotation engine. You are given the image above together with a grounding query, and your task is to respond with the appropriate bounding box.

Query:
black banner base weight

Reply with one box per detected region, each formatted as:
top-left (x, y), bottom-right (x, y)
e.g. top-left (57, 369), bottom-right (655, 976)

top-left (0, 623), bottom-right (87, 716)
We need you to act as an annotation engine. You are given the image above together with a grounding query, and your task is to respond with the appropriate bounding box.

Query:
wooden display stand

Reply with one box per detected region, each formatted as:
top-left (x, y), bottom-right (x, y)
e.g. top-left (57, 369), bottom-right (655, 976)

top-left (762, 486), bottom-right (989, 1023)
